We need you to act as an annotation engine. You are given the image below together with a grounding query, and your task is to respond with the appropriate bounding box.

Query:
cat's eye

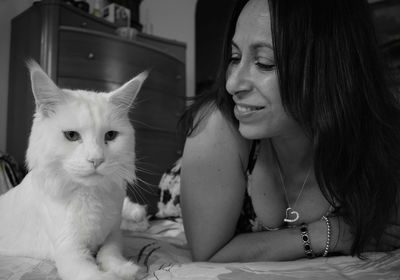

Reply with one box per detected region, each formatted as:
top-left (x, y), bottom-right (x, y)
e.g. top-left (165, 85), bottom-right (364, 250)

top-left (63, 131), bottom-right (81, 142)
top-left (105, 131), bottom-right (119, 142)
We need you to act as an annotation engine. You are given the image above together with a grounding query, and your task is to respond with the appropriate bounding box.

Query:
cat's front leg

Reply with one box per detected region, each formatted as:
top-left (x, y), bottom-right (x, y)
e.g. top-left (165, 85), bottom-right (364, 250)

top-left (54, 242), bottom-right (120, 280)
top-left (97, 228), bottom-right (141, 280)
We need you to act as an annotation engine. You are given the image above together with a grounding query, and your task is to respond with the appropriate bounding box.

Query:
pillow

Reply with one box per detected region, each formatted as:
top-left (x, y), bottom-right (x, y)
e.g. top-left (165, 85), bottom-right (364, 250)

top-left (156, 158), bottom-right (182, 219)
top-left (0, 152), bottom-right (24, 195)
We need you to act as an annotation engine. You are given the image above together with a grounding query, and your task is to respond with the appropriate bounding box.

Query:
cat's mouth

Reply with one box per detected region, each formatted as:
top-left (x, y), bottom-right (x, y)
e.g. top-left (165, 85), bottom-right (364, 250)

top-left (84, 170), bottom-right (104, 177)
top-left (65, 162), bottom-right (114, 180)
top-left (72, 167), bottom-right (104, 179)
top-left (75, 171), bottom-right (106, 185)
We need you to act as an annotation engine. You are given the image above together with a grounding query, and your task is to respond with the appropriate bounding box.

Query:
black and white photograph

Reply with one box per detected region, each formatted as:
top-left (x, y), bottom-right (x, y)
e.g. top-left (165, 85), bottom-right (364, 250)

top-left (0, 0), bottom-right (399, 279)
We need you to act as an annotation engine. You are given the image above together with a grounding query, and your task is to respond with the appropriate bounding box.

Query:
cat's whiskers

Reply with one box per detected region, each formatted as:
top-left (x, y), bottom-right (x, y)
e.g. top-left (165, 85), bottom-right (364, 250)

top-left (133, 156), bottom-right (157, 169)
top-left (104, 161), bottom-right (136, 184)
top-left (130, 176), bottom-right (159, 195)
top-left (118, 167), bottom-right (136, 183)
top-left (129, 119), bottom-right (159, 130)
top-left (134, 165), bottom-right (157, 176)
top-left (126, 184), bottom-right (150, 205)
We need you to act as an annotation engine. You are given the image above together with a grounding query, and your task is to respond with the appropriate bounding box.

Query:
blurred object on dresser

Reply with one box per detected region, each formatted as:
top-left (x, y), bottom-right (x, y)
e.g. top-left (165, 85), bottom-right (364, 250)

top-left (106, 0), bottom-right (142, 31)
top-left (102, 2), bottom-right (130, 27)
top-left (116, 26), bottom-right (138, 40)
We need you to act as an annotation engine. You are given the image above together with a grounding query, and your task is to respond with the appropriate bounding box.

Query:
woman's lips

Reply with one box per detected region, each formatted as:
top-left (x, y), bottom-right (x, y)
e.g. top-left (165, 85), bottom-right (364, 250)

top-left (235, 103), bottom-right (265, 113)
top-left (234, 103), bottom-right (266, 122)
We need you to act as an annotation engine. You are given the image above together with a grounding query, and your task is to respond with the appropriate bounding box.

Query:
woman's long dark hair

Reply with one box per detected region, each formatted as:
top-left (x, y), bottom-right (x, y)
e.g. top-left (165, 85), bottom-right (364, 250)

top-left (184, 0), bottom-right (400, 256)
top-left (182, 0), bottom-right (247, 134)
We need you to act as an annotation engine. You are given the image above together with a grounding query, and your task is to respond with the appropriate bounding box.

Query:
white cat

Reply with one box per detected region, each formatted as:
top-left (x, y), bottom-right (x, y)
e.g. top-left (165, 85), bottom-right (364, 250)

top-left (0, 60), bottom-right (148, 280)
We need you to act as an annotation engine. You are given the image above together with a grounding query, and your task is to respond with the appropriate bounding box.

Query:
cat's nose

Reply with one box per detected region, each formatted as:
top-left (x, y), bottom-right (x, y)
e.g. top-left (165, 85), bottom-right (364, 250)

top-left (88, 158), bottom-right (104, 168)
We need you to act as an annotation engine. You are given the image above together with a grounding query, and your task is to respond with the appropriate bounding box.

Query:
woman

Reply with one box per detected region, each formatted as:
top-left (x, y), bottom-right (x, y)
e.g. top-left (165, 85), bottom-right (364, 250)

top-left (181, 0), bottom-right (400, 262)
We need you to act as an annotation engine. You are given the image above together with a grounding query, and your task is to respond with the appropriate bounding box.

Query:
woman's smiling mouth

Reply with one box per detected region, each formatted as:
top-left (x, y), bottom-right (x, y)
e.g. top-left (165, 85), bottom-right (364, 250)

top-left (234, 103), bottom-right (267, 122)
top-left (235, 103), bottom-right (265, 113)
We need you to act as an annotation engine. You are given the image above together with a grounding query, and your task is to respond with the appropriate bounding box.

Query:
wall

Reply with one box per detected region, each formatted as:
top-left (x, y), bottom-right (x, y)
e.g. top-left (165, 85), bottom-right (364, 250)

top-left (0, 0), bottom-right (36, 152)
top-left (140, 0), bottom-right (197, 98)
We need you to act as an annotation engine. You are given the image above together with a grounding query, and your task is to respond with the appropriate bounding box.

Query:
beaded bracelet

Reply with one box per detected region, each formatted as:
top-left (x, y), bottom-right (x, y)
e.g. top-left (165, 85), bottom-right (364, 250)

top-left (299, 223), bottom-right (315, 258)
top-left (321, 215), bottom-right (331, 257)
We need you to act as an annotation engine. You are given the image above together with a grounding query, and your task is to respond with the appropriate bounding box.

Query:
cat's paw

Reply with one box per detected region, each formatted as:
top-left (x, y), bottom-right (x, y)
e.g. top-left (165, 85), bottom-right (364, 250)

top-left (110, 261), bottom-right (141, 280)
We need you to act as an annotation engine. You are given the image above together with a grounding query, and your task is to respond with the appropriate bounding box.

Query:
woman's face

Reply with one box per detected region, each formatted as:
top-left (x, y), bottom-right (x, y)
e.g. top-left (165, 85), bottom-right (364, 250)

top-left (226, 0), bottom-right (301, 140)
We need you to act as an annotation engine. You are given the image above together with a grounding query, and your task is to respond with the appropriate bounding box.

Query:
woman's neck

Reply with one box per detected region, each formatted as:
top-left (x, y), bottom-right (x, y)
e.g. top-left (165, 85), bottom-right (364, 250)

top-left (266, 132), bottom-right (313, 177)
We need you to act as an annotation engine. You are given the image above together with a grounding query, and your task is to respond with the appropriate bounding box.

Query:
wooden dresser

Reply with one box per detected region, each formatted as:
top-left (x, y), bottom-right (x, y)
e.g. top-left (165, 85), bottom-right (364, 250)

top-left (7, 0), bottom-right (186, 214)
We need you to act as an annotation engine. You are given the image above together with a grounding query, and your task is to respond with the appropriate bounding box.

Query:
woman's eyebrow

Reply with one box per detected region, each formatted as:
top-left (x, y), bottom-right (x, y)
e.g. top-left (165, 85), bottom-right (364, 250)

top-left (231, 41), bottom-right (239, 50)
top-left (231, 40), bottom-right (273, 51)
top-left (252, 42), bottom-right (273, 50)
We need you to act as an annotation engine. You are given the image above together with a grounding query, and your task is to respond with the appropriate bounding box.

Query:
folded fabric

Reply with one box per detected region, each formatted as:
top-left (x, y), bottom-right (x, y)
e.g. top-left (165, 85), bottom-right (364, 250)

top-left (156, 158), bottom-right (182, 219)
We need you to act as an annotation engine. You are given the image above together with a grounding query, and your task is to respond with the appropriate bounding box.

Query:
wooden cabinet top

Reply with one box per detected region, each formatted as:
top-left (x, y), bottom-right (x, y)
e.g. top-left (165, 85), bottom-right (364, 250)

top-left (19, 0), bottom-right (186, 63)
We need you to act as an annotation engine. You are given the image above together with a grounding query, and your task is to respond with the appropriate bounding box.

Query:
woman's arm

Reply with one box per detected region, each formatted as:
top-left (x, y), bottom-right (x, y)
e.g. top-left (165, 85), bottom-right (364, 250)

top-left (181, 109), bottom-right (249, 261)
top-left (210, 216), bottom-right (352, 262)
top-left (181, 109), bottom-right (353, 262)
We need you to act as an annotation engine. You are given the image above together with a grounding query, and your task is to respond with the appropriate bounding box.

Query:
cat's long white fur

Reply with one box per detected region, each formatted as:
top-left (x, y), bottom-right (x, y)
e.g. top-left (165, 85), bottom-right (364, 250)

top-left (0, 60), bottom-right (148, 280)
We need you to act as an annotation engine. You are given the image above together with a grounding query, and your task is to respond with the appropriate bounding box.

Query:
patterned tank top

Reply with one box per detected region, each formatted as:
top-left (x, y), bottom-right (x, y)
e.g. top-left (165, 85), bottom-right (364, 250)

top-left (235, 140), bottom-right (334, 234)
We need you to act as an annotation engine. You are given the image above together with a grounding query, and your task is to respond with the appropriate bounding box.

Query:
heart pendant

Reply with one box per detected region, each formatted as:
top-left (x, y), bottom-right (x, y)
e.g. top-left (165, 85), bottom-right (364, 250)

top-left (284, 207), bottom-right (299, 223)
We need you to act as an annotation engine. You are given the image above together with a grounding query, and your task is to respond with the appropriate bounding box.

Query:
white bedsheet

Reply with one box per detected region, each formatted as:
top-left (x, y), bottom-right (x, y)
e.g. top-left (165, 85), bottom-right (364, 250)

top-left (0, 219), bottom-right (399, 280)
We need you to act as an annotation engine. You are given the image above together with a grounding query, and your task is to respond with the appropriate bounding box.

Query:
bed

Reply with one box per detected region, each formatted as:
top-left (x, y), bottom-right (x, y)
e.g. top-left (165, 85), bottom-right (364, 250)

top-left (1, 217), bottom-right (399, 280)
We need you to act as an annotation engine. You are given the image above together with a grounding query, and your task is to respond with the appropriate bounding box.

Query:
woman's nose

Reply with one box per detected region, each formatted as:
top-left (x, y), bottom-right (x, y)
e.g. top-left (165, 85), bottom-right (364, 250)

top-left (226, 64), bottom-right (252, 96)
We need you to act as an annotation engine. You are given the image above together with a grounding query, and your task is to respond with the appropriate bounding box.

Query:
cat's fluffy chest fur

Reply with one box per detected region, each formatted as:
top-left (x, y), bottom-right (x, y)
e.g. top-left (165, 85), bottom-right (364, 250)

top-left (68, 182), bottom-right (124, 251)
top-left (0, 170), bottom-right (124, 257)
top-left (0, 60), bottom-right (148, 280)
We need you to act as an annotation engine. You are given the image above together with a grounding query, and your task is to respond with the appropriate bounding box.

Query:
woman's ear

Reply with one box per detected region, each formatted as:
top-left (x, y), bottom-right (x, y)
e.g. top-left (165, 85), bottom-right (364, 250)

top-left (27, 59), bottom-right (64, 117)
top-left (108, 71), bottom-right (149, 110)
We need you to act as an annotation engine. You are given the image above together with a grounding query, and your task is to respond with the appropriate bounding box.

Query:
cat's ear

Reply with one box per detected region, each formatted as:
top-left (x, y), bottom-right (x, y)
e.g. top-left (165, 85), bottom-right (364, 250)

top-left (27, 59), bottom-right (64, 116)
top-left (109, 71), bottom-right (149, 110)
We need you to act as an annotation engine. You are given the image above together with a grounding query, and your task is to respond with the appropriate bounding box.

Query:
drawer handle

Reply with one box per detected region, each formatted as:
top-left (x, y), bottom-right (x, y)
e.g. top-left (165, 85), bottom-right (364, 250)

top-left (176, 75), bottom-right (182, 80)
top-left (81, 21), bottom-right (88, 27)
top-left (88, 52), bottom-right (95, 59)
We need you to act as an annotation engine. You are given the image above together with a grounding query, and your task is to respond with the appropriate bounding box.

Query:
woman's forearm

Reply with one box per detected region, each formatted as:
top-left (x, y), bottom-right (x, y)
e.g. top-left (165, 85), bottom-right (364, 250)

top-left (208, 218), bottom-right (340, 262)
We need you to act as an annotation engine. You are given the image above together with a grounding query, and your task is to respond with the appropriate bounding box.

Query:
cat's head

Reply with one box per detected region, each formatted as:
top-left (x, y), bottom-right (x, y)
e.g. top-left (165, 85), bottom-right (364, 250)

top-left (26, 60), bottom-right (147, 187)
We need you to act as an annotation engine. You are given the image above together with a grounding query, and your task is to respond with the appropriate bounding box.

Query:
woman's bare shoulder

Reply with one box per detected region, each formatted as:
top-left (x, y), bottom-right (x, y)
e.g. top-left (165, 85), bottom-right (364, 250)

top-left (186, 107), bottom-right (250, 168)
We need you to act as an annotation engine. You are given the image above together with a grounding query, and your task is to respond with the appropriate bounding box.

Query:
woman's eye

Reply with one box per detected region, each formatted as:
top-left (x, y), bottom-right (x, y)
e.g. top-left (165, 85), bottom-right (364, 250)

top-left (256, 61), bottom-right (275, 71)
top-left (105, 131), bottom-right (119, 142)
top-left (63, 131), bottom-right (81, 142)
top-left (229, 54), bottom-right (241, 64)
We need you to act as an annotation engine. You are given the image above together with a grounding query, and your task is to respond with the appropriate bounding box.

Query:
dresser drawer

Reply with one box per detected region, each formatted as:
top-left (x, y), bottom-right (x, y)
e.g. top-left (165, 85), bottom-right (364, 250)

top-left (136, 33), bottom-right (186, 64)
top-left (57, 77), bottom-right (119, 92)
top-left (131, 88), bottom-right (185, 132)
top-left (58, 28), bottom-right (185, 94)
top-left (59, 6), bottom-right (116, 34)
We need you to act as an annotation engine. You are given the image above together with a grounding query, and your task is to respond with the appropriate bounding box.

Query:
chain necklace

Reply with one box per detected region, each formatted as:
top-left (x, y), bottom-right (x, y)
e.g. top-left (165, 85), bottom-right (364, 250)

top-left (271, 141), bottom-right (312, 224)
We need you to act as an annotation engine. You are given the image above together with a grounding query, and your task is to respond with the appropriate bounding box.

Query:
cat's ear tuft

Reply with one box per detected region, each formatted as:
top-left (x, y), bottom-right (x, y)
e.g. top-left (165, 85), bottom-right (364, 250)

top-left (27, 59), bottom-right (64, 117)
top-left (109, 70), bottom-right (149, 110)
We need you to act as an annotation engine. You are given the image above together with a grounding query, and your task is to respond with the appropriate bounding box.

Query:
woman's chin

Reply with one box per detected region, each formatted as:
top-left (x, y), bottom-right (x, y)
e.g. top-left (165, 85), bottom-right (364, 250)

top-left (238, 123), bottom-right (269, 140)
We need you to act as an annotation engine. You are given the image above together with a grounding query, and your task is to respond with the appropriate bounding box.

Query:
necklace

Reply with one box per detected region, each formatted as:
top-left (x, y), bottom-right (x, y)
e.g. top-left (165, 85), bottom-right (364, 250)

top-left (271, 141), bottom-right (312, 224)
